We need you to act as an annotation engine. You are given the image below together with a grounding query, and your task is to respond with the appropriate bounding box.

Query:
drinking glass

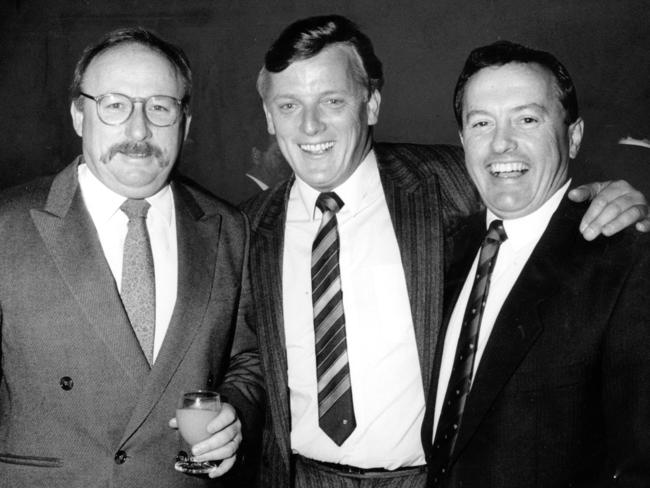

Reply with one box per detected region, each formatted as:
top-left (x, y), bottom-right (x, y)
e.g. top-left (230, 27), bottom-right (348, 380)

top-left (174, 390), bottom-right (221, 474)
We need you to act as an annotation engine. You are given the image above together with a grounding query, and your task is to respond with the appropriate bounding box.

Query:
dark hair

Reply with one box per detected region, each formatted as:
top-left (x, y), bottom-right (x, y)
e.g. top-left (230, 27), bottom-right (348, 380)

top-left (453, 40), bottom-right (578, 127)
top-left (70, 27), bottom-right (192, 113)
top-left (257, 14), bottom-right (383, 98)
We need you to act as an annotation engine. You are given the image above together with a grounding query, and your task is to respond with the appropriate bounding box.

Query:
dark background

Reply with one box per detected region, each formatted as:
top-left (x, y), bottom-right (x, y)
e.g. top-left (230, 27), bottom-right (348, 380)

top-left (1, 0), bottom-right (648, 204)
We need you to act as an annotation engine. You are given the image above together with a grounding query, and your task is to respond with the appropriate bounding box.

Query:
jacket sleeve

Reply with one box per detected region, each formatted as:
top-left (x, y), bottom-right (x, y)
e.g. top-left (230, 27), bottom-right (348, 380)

top-left (599, 233), bottom-right (650, 486)
top-left (216, 211), bottom-right (266, 479)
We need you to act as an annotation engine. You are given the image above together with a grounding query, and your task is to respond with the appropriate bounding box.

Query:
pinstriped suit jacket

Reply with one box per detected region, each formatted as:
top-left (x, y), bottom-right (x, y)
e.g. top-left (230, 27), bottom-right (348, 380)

top-left (241, 143), bottom-right (480, 487)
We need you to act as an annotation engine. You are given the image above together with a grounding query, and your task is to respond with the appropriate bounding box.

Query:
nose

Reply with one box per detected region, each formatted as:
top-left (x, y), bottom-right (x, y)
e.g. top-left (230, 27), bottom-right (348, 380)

top-left (125, 102), bottom-right (152, 141)
top-left (490, 123), bottom-right (516, 153)
top-left (300, 106), bottom-right (325, 136)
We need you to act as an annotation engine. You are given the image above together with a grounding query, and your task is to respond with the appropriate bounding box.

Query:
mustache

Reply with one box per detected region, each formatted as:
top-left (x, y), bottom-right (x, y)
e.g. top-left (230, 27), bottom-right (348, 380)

top-left (107, 141), bottom-right (163, 160)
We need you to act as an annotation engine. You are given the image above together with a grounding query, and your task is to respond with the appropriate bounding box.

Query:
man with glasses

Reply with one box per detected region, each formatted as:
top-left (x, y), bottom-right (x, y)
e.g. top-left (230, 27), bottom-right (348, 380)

top-left (0, 27), bottom-right (263, 488)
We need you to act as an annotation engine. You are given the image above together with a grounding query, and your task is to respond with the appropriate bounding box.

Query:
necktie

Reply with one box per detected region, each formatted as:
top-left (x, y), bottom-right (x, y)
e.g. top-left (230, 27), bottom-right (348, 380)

top-left (120, 198), bottom-right (156, 365)
top-left (430, 219), bottom-right (507, 484)
top-left (312, 192), bottom-right (356, 445)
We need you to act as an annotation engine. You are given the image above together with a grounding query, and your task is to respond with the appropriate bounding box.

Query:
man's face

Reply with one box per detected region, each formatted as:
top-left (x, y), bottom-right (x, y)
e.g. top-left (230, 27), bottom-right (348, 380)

top-left (460, 62), bottom-right (583, 219)
top-left (70, 43), bottom-right (191, 198)
top-left (262, 44), bottom-right (381, 192)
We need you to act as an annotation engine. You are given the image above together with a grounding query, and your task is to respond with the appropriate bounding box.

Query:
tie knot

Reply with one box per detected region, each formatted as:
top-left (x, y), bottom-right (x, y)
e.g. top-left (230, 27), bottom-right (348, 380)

top-left (486, 219), bottom-right (508, 243)
top-left (315, 192), bottom-right (344, 214)
top-left (120, 198), bottom-right (151, 219)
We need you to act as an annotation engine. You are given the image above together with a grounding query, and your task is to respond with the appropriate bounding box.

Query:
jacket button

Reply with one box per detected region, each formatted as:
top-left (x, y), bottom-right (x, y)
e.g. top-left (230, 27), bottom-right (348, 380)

top-left (114, 450), bottom-right (127, 464)
top-left (59, 377), bottom-right (74, 390)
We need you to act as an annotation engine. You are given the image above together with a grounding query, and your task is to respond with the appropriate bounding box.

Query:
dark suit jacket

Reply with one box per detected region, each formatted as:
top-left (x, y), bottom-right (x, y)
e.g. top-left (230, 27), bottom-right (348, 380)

top-left (423, 198), bottom-right (650, 488)
top-left (0, 158), bottom-right (264, 488)
top-left (241, 143), bottom-right (481, 487)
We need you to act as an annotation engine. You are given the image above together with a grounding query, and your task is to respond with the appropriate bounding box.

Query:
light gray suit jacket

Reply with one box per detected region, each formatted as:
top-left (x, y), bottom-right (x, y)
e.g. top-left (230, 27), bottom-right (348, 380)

top-left (0, 158), bottom-right (264, 487)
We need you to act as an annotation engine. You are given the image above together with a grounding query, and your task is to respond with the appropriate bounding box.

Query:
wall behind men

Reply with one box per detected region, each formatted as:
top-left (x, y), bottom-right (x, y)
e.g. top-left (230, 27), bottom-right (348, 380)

top-left (0, 0), bottom-right (648, 203)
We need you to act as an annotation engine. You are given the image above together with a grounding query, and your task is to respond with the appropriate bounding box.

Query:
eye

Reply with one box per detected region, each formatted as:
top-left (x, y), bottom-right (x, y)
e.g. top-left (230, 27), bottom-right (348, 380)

top-left (520, 116), bottom-right (539, 125)
top-left (104, 101), bottom-right (127, 111)
top-left (149, 104), bottom-right (171, 113)
top-left (324, 98), bottom-right (344, 107)
top-left (467, 119), bottom-right (492, 130)
top-left (278, 102), bottom-right (297, 112)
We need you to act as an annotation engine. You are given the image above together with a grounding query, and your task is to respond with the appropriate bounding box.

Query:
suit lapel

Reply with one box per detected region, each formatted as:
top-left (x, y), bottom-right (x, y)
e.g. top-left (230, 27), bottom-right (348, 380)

top-left (451, 198), bottom-right (583, 461)
top-left (422, 212), bottom-right (484, 443)
top-left (248, 179), bottom-right (293, 468)
top-left (120, 182), bottom-right (222, 443)
top-left (375, 145), bottom-right (445, 396)
top-left (30, 160), bottom-right (149, 385)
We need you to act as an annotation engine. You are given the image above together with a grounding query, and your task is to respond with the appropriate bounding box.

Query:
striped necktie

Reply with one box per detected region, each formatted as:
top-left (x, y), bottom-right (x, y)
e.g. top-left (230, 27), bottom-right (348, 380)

top-left (120, 198), bottom-right (156, 365)
top-left (430, 219), bottom-right (507, 485)
top-left (312, 192), bottom-right (356, 445)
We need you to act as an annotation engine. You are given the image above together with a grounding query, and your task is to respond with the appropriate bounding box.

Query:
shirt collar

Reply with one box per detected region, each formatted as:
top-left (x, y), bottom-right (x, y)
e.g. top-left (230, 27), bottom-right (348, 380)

top-left (77, 162), bottom-right (174, 226)
top-left (294, 149), bottom-right (381, 221)
top-left (487, 179), bottom-right (571, 251)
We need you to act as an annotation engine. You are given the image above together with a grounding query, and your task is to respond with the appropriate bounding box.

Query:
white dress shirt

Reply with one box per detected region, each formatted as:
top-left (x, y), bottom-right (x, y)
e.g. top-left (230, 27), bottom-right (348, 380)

top-left (78, 163), bottom-right (178, 362)
top-left (433, 181), bottom-right (571, 437)
top-left (283, 150), bottom-right (426, 469)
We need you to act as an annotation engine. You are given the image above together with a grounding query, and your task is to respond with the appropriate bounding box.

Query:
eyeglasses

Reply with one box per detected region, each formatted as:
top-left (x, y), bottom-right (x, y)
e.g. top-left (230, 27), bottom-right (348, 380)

top-left (79, 92), bottom-right (185, 127)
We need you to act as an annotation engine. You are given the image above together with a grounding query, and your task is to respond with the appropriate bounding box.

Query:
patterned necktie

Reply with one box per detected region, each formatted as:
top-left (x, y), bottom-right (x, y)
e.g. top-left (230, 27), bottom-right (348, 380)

top-left (430, 219), bottom-right (507, 484)
top-left (120, 198), bottom-right (156, 365)
top-left (312, 192), bottom-right (356, 445)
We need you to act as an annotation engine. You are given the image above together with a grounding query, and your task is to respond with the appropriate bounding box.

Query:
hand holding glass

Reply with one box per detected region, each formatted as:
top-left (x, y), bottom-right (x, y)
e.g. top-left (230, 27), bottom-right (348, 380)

top-left (174, 390), bottom-right (221, 475)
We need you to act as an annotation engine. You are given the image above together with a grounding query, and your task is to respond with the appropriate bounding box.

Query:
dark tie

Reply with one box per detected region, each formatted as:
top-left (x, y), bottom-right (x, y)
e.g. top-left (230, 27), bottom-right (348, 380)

top-left (120, 198), bottom-right (156, 365)
top-left (312, 192), bottom-right (356, 445)
top-left (430, 219), bottom-right (507, 484)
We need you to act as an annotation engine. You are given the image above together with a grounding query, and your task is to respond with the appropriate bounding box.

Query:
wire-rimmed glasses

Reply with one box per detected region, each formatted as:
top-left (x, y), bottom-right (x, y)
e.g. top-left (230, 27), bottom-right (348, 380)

top-left (79, 92), bottom-right (185, 127)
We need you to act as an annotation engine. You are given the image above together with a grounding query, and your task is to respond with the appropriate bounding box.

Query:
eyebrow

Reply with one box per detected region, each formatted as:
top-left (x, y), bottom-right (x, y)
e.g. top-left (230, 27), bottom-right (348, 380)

top-left (270, 88), bottom-right (354, 102)
top-left (465, 102), bottom-right (550, 119)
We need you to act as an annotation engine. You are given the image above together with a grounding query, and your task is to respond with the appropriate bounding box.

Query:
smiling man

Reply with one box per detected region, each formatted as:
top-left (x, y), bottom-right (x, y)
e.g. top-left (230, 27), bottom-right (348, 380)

top-left (0, 28), bottom-right (263, 487)
top-left (242, 15), bottom-right (649, 488)
top-left (424, 40), bottom-right (650, 488)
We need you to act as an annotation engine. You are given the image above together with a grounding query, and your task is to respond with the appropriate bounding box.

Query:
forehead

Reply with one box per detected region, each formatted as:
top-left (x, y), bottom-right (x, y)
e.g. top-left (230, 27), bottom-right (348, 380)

top-left (266, 44), bottom-right (363, 97)
top-left (463, 62), bottom-right (562, 112)
top-left (83, 43), bottom-right (183, 97)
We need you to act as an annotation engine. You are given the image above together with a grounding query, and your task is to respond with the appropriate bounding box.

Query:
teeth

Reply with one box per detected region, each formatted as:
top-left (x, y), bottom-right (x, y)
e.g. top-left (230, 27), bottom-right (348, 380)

top-left (489, 162), bottom-right (528, 176)
top-left (299, 142), bottom-right (334, 153)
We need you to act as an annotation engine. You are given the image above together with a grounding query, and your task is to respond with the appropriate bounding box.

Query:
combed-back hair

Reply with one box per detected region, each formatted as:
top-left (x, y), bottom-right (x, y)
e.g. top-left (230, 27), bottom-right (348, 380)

top-left (453, 40), bottom-right (578, 127)
top-left (257, 14), bottom-right (383, 98)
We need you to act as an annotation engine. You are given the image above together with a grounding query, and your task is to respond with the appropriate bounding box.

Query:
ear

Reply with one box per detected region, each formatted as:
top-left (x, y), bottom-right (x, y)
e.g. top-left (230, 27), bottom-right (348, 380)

top-left (568, 117), bottom-right (584, 159)
top-left (262, 102), bottom-right (276, 135)
top-left (183, 114), bottom-right (192, 141)
top-left (458, 130), bottom-right (465, 147)
top-left (70, 101), bottom-right (84, 137)
top-left (366, 89), bottom-right (381, 126)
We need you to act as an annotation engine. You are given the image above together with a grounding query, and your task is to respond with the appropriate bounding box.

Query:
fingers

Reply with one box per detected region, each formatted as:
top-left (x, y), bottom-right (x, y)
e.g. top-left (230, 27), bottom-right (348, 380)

top-left (206, 403), bottom-right (238, 434)
top-left (636, 217), bottom-right (650, 233)
top-left (568, 182), bottom-right (604, 203)
top-left (208, 454), bottom-right (237, 478)
top-left (191, 403), bottom-right (242, 461)
top-left (192, 428), bottom-right (242, 461)
top-left (576, 180), bottom-right (649, 240)
top-left (599, 204), bottom-right (649, 237)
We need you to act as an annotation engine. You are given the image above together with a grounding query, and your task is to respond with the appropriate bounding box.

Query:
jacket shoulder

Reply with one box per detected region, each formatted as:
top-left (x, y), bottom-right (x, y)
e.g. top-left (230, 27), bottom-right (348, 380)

top-left (0, 175), bottom-right (54, 216)
top-left (238, 177), bottom-right (292, 231)
top-left (174, 175), bottom-right (247, 225)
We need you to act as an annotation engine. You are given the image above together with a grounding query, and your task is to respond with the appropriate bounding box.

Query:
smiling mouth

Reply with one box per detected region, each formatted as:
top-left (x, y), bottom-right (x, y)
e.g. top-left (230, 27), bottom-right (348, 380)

top-left (299, 141), bottom-right (335, 154)
top-left (121, 151), bottom-right (151, 158)
top-left (488, 162), bottom-right (529, 178)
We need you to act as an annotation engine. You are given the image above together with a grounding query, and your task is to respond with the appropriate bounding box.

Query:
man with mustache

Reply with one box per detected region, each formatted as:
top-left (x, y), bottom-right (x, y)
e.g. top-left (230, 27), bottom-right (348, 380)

top-left (243, 15), bottom-right (649, 488)
top-left (423, 40), bottom-right (650, 487)
top-left (0, 27), bottom-right (263, 487)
